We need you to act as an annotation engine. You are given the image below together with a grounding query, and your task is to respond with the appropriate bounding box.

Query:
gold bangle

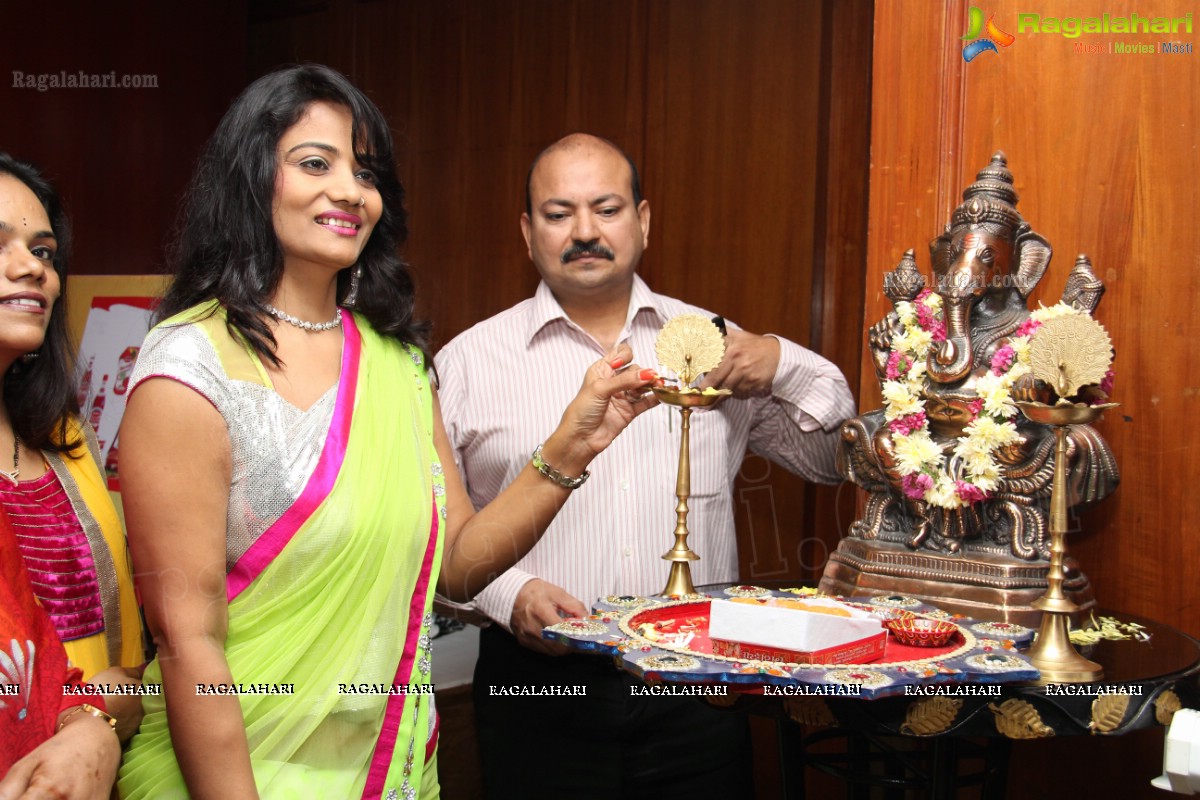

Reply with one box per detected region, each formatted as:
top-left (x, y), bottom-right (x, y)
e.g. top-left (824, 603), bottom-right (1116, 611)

top-left (57, 702), bottom-right (118, 734)
top-left (531, 444), bottom-right (590, 490)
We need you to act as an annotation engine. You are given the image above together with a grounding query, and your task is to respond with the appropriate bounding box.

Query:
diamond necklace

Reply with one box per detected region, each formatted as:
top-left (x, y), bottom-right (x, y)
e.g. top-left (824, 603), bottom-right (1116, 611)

top-left (263, 303), bottom-right (341, 332)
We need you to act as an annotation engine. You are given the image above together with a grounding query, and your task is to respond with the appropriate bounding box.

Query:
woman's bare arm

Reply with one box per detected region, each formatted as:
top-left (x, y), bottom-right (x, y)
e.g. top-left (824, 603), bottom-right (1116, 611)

top-left (120, 379), bottom-right (258, 800)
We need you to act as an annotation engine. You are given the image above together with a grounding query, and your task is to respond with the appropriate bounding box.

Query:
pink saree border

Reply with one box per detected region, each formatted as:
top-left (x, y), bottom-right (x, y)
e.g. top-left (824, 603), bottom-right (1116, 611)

top-left (361, 499), bottom-right (440, 799)
top-left (225, 309), bottom-right (361, 602)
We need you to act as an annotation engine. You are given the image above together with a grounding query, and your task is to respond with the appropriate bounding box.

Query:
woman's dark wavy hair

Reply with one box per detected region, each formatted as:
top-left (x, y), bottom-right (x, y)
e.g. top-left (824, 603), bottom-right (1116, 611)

top-left (0, 153), bottom-right (81, 453)
top-left (156, 63), bottom-right (430, 364)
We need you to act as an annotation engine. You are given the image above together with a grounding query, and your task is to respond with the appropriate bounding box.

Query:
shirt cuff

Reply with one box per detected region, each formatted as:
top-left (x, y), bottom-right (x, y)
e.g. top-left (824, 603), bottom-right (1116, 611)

top-left (473, 569), bottom-right (539, 633)
top-left (432, 595), bottom-right (493, 628)
top-left (766, 335), bottom-right (852, 431)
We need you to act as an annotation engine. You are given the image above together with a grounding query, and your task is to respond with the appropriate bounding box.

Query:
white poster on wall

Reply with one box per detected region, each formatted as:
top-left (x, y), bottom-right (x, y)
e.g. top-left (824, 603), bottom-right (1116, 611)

top-left (75, 296), bottom-right (157, 492)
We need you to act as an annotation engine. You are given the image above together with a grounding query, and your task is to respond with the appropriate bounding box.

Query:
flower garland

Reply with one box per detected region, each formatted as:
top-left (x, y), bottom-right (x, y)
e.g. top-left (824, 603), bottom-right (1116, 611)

top-left (882, 290), bottom-right (1099, 510)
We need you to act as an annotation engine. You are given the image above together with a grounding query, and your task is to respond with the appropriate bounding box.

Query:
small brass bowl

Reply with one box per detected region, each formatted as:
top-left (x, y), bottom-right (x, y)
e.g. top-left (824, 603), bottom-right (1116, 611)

top-left (1015, 401), bottom-right (1118, 427)
top-left (884, 617), bottom-right (957, 647)
top-left (652, 385), bottom-right (732, 408)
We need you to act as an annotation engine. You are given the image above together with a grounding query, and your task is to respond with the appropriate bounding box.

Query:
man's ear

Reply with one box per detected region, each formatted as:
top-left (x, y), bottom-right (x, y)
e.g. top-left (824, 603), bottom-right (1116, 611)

top-left (637, 200), bottom-right (651, 250)
top-left (520, 212), bottom-right (534, 260)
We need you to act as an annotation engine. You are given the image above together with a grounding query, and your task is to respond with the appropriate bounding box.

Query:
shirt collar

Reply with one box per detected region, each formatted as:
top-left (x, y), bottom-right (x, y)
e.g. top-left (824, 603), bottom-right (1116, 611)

top-left (525, 274), bottom-right (667, 345)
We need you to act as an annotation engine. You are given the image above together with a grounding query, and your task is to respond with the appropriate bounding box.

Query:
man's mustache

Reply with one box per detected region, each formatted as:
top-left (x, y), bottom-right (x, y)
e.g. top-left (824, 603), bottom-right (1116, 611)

top-left (561, 242), bottom-right (615, 264)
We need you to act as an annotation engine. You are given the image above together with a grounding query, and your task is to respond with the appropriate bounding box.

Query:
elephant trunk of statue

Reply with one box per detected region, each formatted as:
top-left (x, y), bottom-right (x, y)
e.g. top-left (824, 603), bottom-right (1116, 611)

top-left (928, 296), bottom-right (973, 384)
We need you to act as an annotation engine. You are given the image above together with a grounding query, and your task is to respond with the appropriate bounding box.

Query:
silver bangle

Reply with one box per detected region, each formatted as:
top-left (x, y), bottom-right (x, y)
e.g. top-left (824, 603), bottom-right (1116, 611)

top-left (531, 444), bottom-right (590, 490)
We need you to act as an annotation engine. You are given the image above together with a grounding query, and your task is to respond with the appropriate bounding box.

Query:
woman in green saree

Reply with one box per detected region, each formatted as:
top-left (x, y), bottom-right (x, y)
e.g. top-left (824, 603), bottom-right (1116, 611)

top-left (115, 65), bottom-right (659, 799)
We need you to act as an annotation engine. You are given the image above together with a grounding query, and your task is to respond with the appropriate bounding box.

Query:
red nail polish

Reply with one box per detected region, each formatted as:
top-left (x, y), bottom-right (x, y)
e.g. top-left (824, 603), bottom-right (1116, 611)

top-left (638, 368), bottom-right (657, 381)
top-left (610, 358), bottom-right (625, 369)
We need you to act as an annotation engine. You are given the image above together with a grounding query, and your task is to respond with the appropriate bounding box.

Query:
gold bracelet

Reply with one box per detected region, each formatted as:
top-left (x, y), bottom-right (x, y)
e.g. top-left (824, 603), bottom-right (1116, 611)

top-left (57, 702), bottom-right (118, 734)
top-left (531, 444), bottom-right (590, 490)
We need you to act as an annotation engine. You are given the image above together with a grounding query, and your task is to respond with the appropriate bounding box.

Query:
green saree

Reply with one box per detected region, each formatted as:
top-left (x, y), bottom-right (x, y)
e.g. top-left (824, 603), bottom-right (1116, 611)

top-left (118, 304), bottom-right (445, 798)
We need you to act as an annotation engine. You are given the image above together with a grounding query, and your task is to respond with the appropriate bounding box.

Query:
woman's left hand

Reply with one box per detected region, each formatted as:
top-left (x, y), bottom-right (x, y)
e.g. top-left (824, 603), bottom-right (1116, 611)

top-left (0, 714), bottom-right (120, 800)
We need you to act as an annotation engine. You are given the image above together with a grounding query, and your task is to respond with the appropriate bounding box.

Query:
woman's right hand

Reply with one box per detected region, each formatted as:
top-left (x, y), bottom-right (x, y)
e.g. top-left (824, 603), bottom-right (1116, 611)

top-left (541, 343), bottom-right (661, 474)
top-left (0, 713), bottom-right (120, 800)
top-left (434, 343), bottom-right (661, 602)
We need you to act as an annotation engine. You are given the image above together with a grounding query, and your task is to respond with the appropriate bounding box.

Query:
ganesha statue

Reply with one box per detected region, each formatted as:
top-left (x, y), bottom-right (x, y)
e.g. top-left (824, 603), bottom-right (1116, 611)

top-left (821, 153), bottom-right (1119, 622)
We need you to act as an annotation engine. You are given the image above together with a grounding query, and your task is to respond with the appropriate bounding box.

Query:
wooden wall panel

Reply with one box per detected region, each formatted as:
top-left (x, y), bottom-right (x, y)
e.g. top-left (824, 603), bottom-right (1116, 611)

top-left (809, 0), bottom-right (874, 583)
top-left (868, 2), bottom-right (1198, 796)
top-left (377, 0), bottom-right (652, 347)
top-left (248, 1), bottom-right (339, 70)
top-left (642, 1), bottom-right (821, 332)
top-left (868, 0), bottom-right (1199, 632)
top-left (643, 0), bottom-right (827, 586)
top-left (956, 0), bottom-right (1200, 637)
top-left (0, 2), bottom-right (247, 277)
top-left (860, 2), bottom-right (969, 408)
top-left (252, 0), bottom-right (652, 347)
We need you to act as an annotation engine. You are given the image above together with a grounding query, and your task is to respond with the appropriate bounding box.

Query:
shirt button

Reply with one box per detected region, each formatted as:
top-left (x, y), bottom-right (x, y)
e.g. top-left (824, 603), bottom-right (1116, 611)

top-left (623, 547), bottom-right (633, 557)
top-left (620, 480), bottom-right (629, 491)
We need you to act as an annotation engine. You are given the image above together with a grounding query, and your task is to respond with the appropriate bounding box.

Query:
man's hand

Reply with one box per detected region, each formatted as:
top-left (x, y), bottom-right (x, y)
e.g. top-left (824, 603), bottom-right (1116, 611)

top-left (510, 579), bottom-right (588, 656)
top-left (699, 329), bottom-right (780, 396)
top-left (0, 714), bottom-right (120, 800)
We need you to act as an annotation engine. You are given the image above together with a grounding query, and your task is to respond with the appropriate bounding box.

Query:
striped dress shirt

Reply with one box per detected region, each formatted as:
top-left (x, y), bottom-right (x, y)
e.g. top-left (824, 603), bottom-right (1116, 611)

top-left (434, 274), bottom-right (855, 629)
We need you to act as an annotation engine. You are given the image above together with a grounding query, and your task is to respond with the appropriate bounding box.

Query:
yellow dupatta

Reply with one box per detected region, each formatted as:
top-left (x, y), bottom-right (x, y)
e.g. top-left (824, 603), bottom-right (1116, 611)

top-left (44, 418), bottom-right (143, 678)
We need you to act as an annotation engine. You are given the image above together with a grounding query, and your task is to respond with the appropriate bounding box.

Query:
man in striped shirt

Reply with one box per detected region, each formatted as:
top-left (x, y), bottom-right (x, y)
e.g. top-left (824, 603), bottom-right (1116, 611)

top-left (435, 133), bottom-right (854, 799)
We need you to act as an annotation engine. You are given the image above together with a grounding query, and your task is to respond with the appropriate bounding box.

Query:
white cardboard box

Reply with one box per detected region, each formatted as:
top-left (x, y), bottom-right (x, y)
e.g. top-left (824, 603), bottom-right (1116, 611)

top-left (708, 598), bottom-right (886, 664)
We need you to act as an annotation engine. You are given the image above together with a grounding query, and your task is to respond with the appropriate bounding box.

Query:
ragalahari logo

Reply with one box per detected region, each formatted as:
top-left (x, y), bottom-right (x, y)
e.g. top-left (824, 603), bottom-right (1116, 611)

top-left (962, 7), bottom-right (1016, 61)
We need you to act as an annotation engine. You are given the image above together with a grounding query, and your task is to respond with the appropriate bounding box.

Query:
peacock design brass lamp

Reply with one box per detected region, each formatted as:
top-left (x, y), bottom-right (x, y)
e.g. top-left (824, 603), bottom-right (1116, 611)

top-left (1016, 312), bottom-right (1115, 682)
top-left (651, 315), bottom-right (731, 597)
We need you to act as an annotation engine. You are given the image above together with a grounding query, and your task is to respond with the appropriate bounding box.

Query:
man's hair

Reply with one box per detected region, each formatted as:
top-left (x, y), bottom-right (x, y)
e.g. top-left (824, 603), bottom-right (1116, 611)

top-left (0, 152), bottom-right (82, 454)
top-left (524, 135), bottom-right (643, 217)
top-left (156, 63), bottom-right (430, 365)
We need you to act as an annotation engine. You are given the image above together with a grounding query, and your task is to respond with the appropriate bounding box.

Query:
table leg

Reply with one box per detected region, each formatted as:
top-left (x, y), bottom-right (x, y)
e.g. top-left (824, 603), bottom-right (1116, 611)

top-left (777, 719), bottom-right (807, 800)
top-left (982, 738), bottom-right (1012, 800)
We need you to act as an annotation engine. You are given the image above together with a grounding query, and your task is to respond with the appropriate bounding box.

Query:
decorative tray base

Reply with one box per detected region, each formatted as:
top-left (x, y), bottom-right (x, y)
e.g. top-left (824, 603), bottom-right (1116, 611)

top-left (543, 587), bottom-right (1039, 699)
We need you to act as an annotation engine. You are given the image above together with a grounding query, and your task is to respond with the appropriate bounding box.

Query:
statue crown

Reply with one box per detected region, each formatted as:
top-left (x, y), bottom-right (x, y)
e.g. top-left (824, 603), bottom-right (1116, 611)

top-left (950, 152), bottom-right (1023, 234)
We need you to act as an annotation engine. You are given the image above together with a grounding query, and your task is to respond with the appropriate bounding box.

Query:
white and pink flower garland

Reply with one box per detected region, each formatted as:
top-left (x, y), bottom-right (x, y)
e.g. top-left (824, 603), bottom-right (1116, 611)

top-left (881, 290), bottom-right (1108, 510)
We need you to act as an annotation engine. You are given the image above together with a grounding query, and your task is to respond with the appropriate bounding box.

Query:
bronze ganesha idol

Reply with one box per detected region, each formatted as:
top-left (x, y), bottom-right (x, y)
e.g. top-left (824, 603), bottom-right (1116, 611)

top-left (821, 153), bottom-right (1119, 624)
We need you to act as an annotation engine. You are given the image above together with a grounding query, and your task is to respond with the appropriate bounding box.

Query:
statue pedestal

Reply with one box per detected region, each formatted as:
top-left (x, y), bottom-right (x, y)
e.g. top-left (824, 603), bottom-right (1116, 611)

top-left (819, 537), bottom-right (1095, 627)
